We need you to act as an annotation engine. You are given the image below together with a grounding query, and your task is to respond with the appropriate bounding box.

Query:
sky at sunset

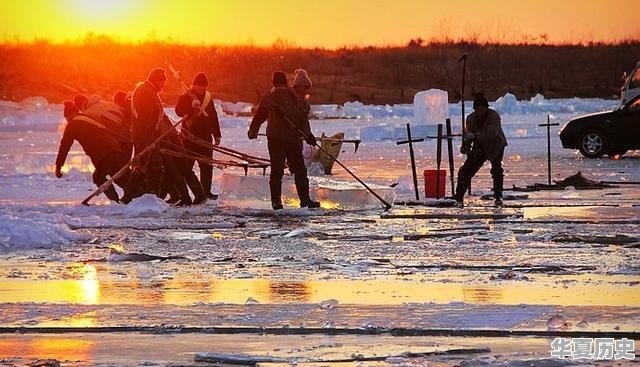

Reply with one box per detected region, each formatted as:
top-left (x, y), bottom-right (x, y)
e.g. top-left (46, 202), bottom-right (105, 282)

top-left (0, 0), bottom-right (638, 47)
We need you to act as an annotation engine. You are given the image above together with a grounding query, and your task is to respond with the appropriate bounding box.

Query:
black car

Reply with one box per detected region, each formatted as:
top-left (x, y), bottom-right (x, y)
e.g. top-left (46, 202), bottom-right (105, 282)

top-left (560, 95), bottom-right (640, 158)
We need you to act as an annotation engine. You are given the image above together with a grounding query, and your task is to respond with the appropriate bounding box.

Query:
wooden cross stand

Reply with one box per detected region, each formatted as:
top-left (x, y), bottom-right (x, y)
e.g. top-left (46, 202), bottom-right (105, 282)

top-left (396, 124), bottom-right (424, 200)
top-left (538, 115), bottom-right (560, 185)
top-left (426, 119), bottom-right (462, 199)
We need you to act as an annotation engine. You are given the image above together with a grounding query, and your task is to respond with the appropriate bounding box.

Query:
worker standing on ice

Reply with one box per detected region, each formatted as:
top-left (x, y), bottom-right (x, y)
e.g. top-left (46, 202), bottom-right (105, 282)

top-left (121, 68), bottom-right (168, 203)
top-left (55, 102), bottom-right (129, 202)
top-left (175, 72), bottom-right (222, 200)
top-left (454, 93), bottom-right (508, 208)
top-left (247, 70), bottom-right (320, 210)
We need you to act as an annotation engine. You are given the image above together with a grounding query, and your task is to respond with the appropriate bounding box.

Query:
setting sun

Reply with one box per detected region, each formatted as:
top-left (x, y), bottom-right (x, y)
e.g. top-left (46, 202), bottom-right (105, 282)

top-left (69, 0), bottom-right (132, 18)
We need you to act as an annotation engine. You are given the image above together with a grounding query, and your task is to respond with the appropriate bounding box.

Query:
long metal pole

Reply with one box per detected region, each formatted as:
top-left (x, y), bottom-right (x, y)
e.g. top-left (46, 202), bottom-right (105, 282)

top-left (458, 54), bottom-right (471, 195)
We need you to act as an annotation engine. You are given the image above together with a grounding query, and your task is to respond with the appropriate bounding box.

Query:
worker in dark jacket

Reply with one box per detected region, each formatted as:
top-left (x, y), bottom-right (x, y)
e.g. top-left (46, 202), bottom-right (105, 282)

top-left (55, 102), bottom-right (129, 202)
top-left (175, 72), bottom-right (221, 199)
top-left (121, 68), bottom-right (167, 203)
top-left (247, 71), bottom-right (319, 210)
top-left (74, 93), bottom-right (132, 162)
top-left (454, 93), bottom-right (508, 207)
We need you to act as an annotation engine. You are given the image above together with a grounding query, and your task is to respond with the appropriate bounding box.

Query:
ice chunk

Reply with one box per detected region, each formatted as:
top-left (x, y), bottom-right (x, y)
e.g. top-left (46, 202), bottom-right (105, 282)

top-left (319, 299), bottom-right (339, 309)
top-left (284, 228), bottom-right (312, 238)
top-left (219, 101), bottom-right (253, 116)
top-left (343, 101), bottom-right (373, 119)
top-left (310, 103), bottom-right (414, 119)
top-left (530, 93), bottom-right (545, 104)
top-left (0, 213), bottom-right (88, 251)
top-left (322, 320), bottom-right (336, 329)
top-left (413, 89), bottom-right (449, 125)
top-left (493, 93), bottom-right (519, 114)
top-left (394, 175), bottom-right (415, 194)
top-left (310, 104), bottom-right (346, 119)
top-left (123, 194), bottom-right (169, 217)
top-left (359, 124), bottom-right (398, 141)
top-left (195, 353), bottom-right (287, 364)
top-left (20, 96), bottom-right (49, 112)
top-left (547, 314), bottom-right (570, 330)
top-left (220, 173), bottom-right (395, 211)
top-left (245, 297), bottom-right (260, 305)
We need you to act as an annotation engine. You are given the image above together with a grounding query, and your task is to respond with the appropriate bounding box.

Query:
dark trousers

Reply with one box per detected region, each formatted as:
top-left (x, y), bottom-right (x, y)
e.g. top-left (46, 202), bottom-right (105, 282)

top-left (158, 154), bottom-right (205, 203)
top-left (454, 146), bottom-right (504, 201)
top-left (184, 141), bottom-right (213, 195)
top-left (122, 139), bottom-right (162, 203)
top-left (93, 152), bottom-right (130, 201)
top-left (268, 138), bottom-right (311, 206)
top-left (132, 138), bottom-right (163, 194)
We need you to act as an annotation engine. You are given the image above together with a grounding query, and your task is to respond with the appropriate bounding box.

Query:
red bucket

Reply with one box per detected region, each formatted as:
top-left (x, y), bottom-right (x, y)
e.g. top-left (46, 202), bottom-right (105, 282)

top-left (423, 169), bottom-right (446, 198)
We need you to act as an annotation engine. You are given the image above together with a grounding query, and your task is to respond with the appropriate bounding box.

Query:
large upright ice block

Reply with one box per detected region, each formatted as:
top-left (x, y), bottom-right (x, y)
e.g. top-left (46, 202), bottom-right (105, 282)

top-left (219, 173), bottom-right (395, 211)
top-left (413, 89), bottom-right (449, 125)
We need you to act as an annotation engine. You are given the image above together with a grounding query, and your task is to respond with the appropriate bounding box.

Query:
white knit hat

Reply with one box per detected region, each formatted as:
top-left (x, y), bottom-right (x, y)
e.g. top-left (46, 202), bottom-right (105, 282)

top-left (292, 68), bottom-right (312, 87)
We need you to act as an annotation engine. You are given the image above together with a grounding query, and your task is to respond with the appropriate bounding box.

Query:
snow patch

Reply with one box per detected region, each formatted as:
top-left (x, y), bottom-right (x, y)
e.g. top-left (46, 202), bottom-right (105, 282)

top-left (123, 194), bottom-right (170, 217)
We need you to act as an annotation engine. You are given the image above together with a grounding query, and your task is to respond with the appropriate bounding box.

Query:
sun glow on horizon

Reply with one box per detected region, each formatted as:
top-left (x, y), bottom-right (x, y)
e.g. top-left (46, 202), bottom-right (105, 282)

top-left (0, 0), bottom-right (638, 47)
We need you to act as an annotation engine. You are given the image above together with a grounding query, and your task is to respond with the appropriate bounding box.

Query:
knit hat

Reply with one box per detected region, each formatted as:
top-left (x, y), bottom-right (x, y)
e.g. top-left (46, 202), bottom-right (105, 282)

top-left (292, 68), bottom-right (312, 87)
top-left (73, 94), bottom-right (88, 110)
top-left (63, 101), bottom-right (79, 119)
top-left (472, 93), bottom-right (489, 109)
top-left (147, 68), bottom-right (167, 83)
top-left (272, 71), bottom-right (287, 87)
top-left (192, 72), bottom-right (208, 87)
top-left (113, 90), bottom-right (127, 106)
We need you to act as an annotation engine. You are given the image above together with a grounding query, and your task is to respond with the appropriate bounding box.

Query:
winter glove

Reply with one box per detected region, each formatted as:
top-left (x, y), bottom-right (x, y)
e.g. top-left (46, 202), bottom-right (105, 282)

top-left (464, 131), bottom-right (475, 140)
top-left (214, 136), bottom-right (221, 146)
top-left (55, 167), bottom-right (63, 178)
top-left (247, 129), bottom-right (258, 140)
top-left (460, 143), bottom-right (470, 155)
top-left (305, 134), bottom-right (317, 146)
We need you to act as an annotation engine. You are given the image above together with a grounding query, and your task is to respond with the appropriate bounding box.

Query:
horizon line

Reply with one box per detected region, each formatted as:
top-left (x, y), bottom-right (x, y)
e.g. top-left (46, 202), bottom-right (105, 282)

top-left (1, 33), bottom-right (640, 50)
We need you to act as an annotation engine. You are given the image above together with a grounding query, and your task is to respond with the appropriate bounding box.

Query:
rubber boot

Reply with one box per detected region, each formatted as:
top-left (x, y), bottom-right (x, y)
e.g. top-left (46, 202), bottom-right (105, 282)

top-left (492, 172), bottom-right (504, 201)
top-left (185, 172), bottom-right (207, 205)
top-left (493, 173), bottom-right (504, 207)
top-left (121, 172), bottom-right (146, 204)
top-left (453, 181), bottom-right (466, 208)
top-left (295, 174), bottom-right (320, 208)
top-left (200, 163), bottom-right (215, 199)
top-left (173, 178), bottom-right (193, 207)
top-left (270, 180), bottom-right (283, 210)
top-left (103, 185), bottom-right (120, 202)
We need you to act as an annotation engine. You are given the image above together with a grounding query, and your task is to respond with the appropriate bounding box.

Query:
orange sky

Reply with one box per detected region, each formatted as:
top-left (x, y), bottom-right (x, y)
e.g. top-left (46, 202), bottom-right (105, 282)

top-left (0, 0), bottom-right (638, 47)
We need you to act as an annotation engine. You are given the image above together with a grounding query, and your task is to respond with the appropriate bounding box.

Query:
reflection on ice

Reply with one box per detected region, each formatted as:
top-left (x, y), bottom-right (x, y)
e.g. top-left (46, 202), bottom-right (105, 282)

top-left (1, 272), bottom-right (636, 307)
top-left (524, 205), bottom-right (640, 220)
top-left (0, 337), bottom-right (95, 363)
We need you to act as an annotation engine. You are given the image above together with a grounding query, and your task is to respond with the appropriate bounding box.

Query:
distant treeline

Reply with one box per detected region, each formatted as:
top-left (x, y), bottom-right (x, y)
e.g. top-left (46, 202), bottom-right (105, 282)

top-left (0, 39), bottom-right (638, 105)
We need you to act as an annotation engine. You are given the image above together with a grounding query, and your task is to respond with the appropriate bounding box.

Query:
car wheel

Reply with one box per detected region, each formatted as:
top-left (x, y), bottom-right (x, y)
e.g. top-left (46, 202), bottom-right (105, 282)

top-left (579, 130), bottom-right (607, 158)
